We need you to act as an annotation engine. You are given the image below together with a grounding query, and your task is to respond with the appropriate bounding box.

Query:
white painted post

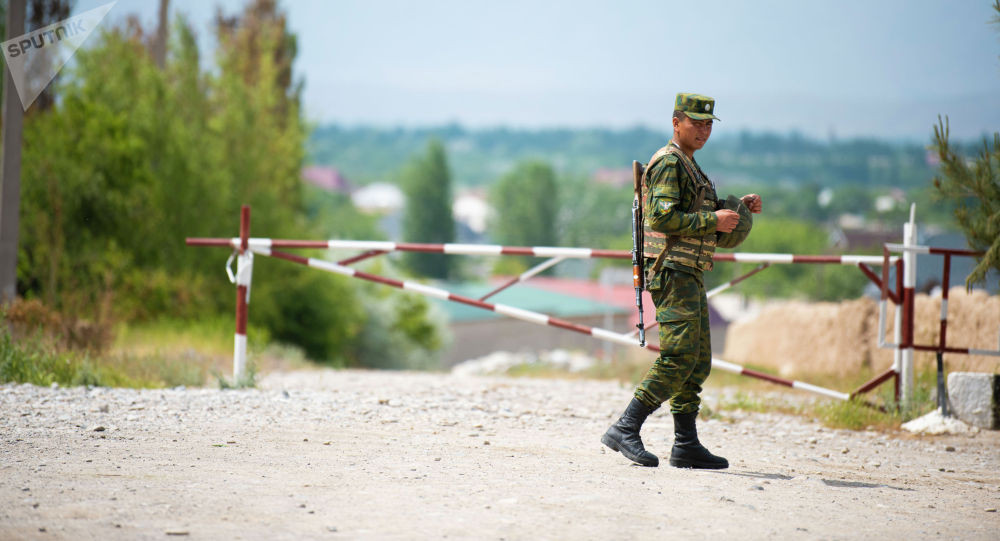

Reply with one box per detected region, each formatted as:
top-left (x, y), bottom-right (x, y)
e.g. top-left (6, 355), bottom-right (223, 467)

top-left (901, 204), bottom-right (917, 406)
top-left (233, 206), bottom-right (252, 382)
top-left (234, 249), bottom-right (253, 380)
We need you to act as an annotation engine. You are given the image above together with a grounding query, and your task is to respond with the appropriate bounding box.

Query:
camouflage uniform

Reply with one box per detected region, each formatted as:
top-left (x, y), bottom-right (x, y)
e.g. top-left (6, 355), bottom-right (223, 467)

top-left (634, 93), bottom-right (721, 415)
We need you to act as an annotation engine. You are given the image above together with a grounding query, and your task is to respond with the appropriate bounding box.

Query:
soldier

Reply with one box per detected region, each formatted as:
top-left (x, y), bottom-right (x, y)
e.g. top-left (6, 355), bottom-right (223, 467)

top-left (602, 93), bottom-right (762, 468)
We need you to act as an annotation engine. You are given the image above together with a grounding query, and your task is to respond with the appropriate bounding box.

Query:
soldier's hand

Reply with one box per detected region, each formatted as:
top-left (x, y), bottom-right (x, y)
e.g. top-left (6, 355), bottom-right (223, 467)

top-left (714, 209), bottom-right (739, 233)
top-left (741, 194), bottom-right (762, 214)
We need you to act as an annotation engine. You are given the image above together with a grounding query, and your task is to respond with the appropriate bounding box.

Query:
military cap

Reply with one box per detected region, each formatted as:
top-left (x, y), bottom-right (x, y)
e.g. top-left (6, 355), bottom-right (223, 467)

top-left (675, 93), bottom-right (720, 121)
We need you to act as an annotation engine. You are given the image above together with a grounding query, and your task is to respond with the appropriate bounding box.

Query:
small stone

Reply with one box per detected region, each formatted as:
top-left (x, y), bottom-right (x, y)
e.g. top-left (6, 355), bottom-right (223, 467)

top-left (165, 531), bottom-right (190, 536)
top-left (327, 526), bottom-right (338, 532)
top-left (92, 426), bottom-right (106, 432)
top-left (434, 457), bottom-right (442, 462)
top-left (841, 448), bottom-right (849, 454)
top-left (483, 441), bottom-right (490, 446)
top-left (945, 446), bottom-right (955, 452)
top-left (749, 485), bottom-right (764, 491)
top-left (323, 441), bottom-right (331, 446)
top-left (985, 508), bottom-right (997, 513)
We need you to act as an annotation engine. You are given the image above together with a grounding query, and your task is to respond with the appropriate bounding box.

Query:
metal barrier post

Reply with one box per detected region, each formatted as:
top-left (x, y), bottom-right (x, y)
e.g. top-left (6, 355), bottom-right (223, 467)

top-left (900, 204), bottom-right (917, 407)
top-left (234, 205), bottom-right (252, 381)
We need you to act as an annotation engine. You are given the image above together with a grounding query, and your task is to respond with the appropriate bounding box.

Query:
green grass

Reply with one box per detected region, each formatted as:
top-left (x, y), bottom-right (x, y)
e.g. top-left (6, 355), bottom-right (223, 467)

top-left (112, 315), bottom-right (270, 358)
top-left (0, 316), bottom-right (284, 389)
top-left (0, 326), bottom-right (193, 387)
top-left (709, 366), bottom-right (940, 431)
top-left (496, 351), bottom-right (942, 432)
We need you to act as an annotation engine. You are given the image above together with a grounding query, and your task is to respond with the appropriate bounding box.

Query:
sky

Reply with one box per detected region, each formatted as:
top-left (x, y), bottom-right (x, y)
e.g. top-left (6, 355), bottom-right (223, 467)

top-left (75, 0), bottom-right (1000, 140)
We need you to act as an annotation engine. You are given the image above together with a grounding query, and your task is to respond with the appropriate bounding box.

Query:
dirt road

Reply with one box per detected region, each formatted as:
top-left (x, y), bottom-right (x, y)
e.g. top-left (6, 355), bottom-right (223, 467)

top-left (2, 369), bottom-right (998, 540)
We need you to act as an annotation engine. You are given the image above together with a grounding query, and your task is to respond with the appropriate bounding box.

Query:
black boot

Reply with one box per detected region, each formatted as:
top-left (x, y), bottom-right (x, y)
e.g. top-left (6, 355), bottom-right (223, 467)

top-left (669, 411), bottom-right (728, 469)
top-left (601, 397), bottom-right (659, 467)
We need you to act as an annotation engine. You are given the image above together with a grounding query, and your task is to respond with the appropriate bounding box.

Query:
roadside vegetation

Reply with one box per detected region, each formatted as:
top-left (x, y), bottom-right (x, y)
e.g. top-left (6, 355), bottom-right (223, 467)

top-left (498, 352), bottom-right (940, 431)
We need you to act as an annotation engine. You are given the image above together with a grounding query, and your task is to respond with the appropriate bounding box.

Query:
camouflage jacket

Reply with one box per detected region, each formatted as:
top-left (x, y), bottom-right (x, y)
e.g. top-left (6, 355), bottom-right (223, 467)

top-left (642, 141), bottom-right (719, 273)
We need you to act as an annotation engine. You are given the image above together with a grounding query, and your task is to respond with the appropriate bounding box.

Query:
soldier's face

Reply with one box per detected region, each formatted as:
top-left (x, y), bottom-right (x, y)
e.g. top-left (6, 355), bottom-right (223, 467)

top-left (673, 115), bottom-right (713, 151)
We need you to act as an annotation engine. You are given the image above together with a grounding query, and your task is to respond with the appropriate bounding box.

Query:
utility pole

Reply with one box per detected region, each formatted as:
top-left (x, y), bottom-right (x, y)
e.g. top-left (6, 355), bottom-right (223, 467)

top-left (0, 0), bottom-right (25, 303)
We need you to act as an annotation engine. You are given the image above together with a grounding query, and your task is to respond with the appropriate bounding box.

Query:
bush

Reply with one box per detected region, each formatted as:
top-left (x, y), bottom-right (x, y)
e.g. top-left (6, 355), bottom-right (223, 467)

top-left (252, 261), bottom-right (365, 364)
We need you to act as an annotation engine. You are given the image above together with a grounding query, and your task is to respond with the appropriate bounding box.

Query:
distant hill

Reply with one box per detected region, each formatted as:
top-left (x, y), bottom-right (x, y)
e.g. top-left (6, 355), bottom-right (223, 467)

top-left (307, 124), bottom-right (941, 189)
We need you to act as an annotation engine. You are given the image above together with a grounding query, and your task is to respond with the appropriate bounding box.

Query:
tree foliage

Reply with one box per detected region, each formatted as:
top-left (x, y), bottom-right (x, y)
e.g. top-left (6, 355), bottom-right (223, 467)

top-left (491, 160), bottom-right (559, 248)
top-left (930, 2), bottom-right (1000, 287)
top-left (488, 161), bottom-right (560, 274)
top-left (558, 175), bottom-right (630, 252)
top-left (13, 1), bottom-right (442, 367)
top-left (931, 118), bottom-right (1000, 286)
top-left (721, 218), bottom-right (868, 301)
top-left (401, 139), bottom-right (455, 278)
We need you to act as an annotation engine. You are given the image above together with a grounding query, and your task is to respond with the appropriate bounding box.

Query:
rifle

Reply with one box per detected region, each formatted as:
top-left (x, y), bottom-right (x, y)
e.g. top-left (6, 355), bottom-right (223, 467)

top-left (631, 160), bottom-right (646, 346)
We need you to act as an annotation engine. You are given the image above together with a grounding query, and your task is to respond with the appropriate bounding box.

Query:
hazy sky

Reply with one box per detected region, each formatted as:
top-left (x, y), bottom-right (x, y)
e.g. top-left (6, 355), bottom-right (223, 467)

top-left (79, 0), bottom-right (1000, 140)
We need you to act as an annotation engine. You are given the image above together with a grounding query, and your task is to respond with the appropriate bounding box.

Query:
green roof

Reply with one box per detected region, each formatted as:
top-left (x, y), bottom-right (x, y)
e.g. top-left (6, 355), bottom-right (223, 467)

top-left (431, 282), bottom-right (627, 322)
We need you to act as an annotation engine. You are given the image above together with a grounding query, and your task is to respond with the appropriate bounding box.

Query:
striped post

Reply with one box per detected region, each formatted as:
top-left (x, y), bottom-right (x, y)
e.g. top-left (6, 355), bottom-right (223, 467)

top-left (900, 205), bottom-right (917, 406)
top-left (233, 205), bottom-right (252, 381)
top-left (251, 245), bottom-right (852, 402)
top-left (893, 257), bottom-right (904, 402)
top-left (936, 253), bottom-right (952, 415)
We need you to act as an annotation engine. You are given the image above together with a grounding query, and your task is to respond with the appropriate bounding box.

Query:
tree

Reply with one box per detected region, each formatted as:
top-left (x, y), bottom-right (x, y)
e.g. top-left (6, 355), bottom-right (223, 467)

top-left (726, 218), bottom-right (868, 301)
top-left (401, 139), bottom-right (455, 279)
top-left (558, 174), bottom-right (628, 251)
top-left (25, 0), bottom-right (74, 112)
top-left (491, 161), bottom-right (559, 247)
top-left (490, 160), bottom-right (560, 274)
top-left (930, 1), bottom-right (1000, 287)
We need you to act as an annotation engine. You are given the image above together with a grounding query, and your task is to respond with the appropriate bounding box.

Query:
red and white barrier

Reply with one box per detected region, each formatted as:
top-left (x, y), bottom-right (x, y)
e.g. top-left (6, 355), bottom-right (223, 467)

top-left (185, 210), bottom-right (917, 402)
top-left (186, 237), bottom-right (629, 260)
top-left (186, 236), bottom-right (897, 267)
top-left (229, 206), bottom-right (252, 380)
top-left (246, 245), bottom-right (853, 402)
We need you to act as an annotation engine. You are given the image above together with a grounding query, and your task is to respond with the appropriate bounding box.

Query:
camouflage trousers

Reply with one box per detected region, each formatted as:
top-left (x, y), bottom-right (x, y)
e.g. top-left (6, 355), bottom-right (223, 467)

top-left (634, 265), bottom-right (711, 415)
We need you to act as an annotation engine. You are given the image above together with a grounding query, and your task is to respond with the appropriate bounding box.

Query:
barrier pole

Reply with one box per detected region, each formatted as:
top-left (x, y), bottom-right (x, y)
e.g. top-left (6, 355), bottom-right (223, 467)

top-left (250, 246), bottom-right (853, 402)
top-left (480, 256), bottom-right (566, 301)
top-left (234, 205), bottom-right (251, 381)
top-left (900, 204), bottom-right (917, 406)
top-left (937, 254), bottom-right (952, 416)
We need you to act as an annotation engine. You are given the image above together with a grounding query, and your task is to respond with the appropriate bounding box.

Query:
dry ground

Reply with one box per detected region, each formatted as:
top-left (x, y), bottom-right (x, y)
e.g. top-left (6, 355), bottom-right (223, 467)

top-left (2, 369), bottom-right (999, 540)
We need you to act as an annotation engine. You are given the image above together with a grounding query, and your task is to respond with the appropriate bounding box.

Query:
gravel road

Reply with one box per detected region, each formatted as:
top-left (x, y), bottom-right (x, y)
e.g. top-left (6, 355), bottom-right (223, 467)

top-left (2, 369), bottom-right (998, 540)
